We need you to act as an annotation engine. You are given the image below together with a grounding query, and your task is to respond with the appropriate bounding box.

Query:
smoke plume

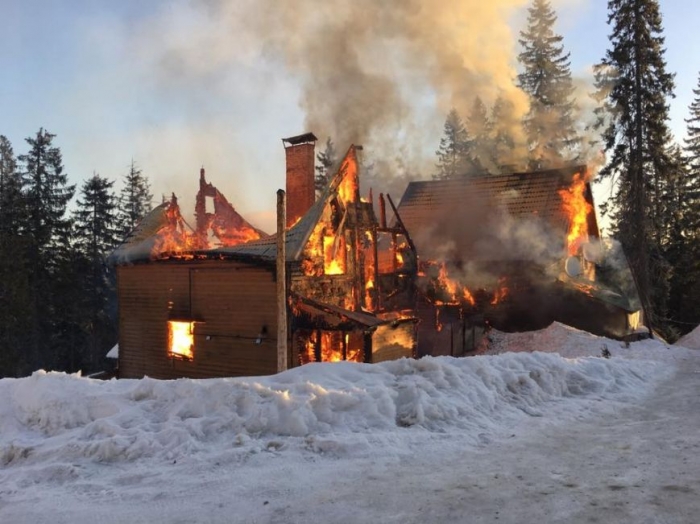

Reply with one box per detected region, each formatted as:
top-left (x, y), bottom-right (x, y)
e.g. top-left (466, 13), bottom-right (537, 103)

top-left (141, 0), bottom-right (533, 173)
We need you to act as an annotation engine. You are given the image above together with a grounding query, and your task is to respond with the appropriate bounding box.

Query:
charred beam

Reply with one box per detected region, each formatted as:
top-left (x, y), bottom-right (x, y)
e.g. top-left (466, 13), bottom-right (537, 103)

top-left (386, 194), bottom-right (416, 254)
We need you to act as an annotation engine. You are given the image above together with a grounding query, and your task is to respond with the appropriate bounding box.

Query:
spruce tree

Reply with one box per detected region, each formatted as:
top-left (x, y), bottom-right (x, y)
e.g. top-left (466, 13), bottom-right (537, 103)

top-left (0, 136), bottom-right (31, 376)
top-left (517, 0), bottom-right (579, 169)
top-left (315, 137), bottom-right (337, 195)
top-left (490, 97), bottom-right (520, 172)
top-left (595, 0), bottom-right (676, 330)
top-left (19, 129), bottom-right (75, 257)
top-left (664, 72), bottom-right (700, 334)
top-left (434, 109), bottom-right (473, 179)
top-left (117, 160), bottom-right (152, 241)
top-left (467, 97), bottom-right (494, 174)
top-left (73, 174), bottom-right (119, 371)
top-left (682, 72), bottom-right (700, 238)
top-left (17, 129), bottom-right (76, 371)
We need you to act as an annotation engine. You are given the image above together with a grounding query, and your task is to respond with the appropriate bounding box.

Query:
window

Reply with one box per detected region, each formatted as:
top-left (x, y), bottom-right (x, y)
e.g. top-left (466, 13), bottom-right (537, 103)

top-left (168, 320), bottom-right (195, 360)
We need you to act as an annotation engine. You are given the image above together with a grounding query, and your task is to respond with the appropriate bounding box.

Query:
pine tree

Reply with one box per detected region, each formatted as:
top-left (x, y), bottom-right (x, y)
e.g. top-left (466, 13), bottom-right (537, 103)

top-left (19, 129), bottom-right (75, 256)
top-left (517, 0), bottom-right (580, 169)
top-left (663, 72), bottom-right (700, 335)
top-left (0, 136), bottom-right (26, 242)
top-left (682, 73), bottom-right (700, 237)
top-left (315, 137), bottom-right (337, 195)
top-left (467, 97), bottom-right (494, 174)
top-left (490, 97), bottom-right (521, 172)
top-left (17, 129), bottom-right (76, 371)
top-left (0, 136), bottom-right (31, 376)
top-left (73, 174), bottom-right (119, 371)
top-left (434, 109), bottom-right (473, 179)
top-left (117, 160), bottom-right (152, 241)
top-left (595, 0), bottom-right (676, 329)
top-left (75, 174), bottom-right (120, 265)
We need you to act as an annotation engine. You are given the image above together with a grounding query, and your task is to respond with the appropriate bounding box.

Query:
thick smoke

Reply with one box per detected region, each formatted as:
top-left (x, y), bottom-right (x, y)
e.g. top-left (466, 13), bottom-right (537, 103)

top-left (148, 0), bottom-right (534, 181)
top-left (121, 0), bottom-right (602, 235)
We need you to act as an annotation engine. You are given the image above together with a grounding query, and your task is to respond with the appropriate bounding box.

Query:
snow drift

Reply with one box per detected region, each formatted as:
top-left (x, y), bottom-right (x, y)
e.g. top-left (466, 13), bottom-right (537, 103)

top-left (0, 347), bottom-right (670, 467)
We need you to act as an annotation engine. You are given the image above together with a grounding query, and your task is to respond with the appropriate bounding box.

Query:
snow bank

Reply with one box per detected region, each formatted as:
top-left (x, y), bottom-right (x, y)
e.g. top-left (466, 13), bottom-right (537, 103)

top-left (677, 324), bottom-right (700, 350)
top-left (485, 321), bottom-right (689, 361)
top-left (0, 349), bottom-right (671, 467)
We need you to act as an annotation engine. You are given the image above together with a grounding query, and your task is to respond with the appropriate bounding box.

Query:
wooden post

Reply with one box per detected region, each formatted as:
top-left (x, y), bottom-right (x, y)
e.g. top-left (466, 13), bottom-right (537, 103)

top-left (314, 330), bottom-right (322, 362)
top-left (363, 332), bottom-right (372, 363)
top-left (372, 226), bottom-right (380, 311)
top-left (276, 189), bottom-right (288, 373)
top-left (379, 193), bottom-right (387, 229)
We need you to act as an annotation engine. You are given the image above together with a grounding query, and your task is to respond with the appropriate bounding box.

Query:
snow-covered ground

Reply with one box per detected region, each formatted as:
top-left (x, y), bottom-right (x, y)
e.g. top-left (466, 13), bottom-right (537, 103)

top-left (1, 323), bottom-right (699, 523)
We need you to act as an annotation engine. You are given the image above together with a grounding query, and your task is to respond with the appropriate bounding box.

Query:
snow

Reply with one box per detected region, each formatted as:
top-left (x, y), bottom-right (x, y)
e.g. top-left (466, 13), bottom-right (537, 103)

top-left (105, 344), bottom-right (118, 359)
top-left (1, 323), bottom-right (699, 523)
top-left (677, 323), bottom-right (700, 349)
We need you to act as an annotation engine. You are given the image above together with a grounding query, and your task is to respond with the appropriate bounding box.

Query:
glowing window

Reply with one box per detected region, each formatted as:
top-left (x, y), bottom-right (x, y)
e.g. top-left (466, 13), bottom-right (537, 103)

top-left (323, 235), bottom-right (346, 275)
top-left (168, 320), bottom-right (195, 360)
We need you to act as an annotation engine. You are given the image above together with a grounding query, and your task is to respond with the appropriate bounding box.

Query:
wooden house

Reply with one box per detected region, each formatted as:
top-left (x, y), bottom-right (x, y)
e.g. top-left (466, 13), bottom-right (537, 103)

top-left (112, 134), bottom-right (418, 379)
top-left (395, 166), bottom-right (644, 352)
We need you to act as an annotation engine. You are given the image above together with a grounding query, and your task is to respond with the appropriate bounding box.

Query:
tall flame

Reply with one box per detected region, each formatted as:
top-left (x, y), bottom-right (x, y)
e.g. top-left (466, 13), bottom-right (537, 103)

top-left (337, 151), bottom-right (359, 204)
top-left (559, 173), bottom-right (592, 256)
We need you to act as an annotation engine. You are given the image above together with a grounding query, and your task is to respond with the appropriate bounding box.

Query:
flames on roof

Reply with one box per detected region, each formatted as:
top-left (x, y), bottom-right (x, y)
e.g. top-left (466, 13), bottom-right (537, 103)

top-left (110, 169), bottom-right (267, 264)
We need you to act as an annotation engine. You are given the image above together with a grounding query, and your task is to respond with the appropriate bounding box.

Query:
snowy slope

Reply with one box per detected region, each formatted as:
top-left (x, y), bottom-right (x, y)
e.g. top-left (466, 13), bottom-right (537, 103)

top-left (0, 323), bottom-right (697, 524)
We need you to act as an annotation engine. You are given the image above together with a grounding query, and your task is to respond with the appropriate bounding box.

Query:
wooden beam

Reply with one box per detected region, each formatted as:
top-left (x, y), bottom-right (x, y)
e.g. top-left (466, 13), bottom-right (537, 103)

top-left (276, 189), bottom-right (288, 372)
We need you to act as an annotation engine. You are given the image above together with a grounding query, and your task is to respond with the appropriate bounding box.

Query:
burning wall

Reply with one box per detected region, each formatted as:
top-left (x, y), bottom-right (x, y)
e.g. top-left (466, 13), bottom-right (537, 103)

top-left (395, 166), bottom-right (641, 339)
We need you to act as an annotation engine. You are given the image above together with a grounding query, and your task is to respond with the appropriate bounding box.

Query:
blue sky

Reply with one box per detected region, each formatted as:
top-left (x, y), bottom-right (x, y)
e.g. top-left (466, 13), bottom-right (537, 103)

top-left (2, 0), bottom-right (699, 232)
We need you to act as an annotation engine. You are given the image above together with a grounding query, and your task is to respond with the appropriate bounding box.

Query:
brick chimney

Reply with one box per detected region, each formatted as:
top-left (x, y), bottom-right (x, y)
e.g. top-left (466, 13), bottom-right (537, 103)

top-left (282, 132), bottom-right (317, 227)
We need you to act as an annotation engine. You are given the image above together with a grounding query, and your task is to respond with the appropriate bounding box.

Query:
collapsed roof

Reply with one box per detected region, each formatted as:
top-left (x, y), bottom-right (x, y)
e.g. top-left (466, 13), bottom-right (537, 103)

top-left (110, 172), bottom-right (267, 265)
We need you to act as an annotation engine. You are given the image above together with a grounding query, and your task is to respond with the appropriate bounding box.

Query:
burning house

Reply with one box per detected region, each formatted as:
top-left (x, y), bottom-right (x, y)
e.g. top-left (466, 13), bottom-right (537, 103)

top-left (396, 166), bottom-right (644, 355)
top-left (111, 133), bottom-right (418, 379)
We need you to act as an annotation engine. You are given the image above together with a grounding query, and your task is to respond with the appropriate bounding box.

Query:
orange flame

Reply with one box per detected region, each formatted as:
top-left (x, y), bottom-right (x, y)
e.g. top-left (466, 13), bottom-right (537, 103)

top-left (152, 196), bottom-right (261, 259)
top-left (463, 288), bottom-right (476, 306)
top-left (364, 278), bottom-right (375, 311)
top-left (490, 278), bottom-right (509, 305)
top-left (318, 332), bottom-right (363, 362)
top-left (337, 152), bottom-right (359, 204)
top-left (435, 263), bottom-right (475, 306)
top-left (323, 235), bottom-right (346, 275)
top-left (559, 173), bottom-right (592, 256)
top-left (168, 320), bottom-right (194, 359)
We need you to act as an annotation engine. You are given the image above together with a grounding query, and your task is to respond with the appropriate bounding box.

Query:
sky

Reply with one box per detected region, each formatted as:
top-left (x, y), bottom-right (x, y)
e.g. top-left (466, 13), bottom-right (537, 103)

top-left (2, 0), bottom-right (700, 233)
top-left (1, 322), bottom-right (699, 523)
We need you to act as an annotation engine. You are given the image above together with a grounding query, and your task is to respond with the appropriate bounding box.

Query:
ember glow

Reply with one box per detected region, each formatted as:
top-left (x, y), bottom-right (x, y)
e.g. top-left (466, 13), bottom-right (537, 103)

top-left (364, 277), bottom-right (375, 311)
top-left (168, 320), bottom-right (195, 360)
top-left (559, 173), bottom-right (592, 256)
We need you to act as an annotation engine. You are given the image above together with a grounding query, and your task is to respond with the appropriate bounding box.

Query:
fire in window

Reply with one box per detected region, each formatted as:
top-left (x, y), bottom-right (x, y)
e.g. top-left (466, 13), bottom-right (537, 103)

top-left (323, 234), bottom-right (346, 275)
top-left (168, 320), bottom-right (196, 360)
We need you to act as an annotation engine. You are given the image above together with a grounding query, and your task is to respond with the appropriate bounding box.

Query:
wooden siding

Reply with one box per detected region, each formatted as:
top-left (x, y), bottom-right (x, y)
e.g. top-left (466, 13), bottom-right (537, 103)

top-left (118, 260), bottom-right (278, 379)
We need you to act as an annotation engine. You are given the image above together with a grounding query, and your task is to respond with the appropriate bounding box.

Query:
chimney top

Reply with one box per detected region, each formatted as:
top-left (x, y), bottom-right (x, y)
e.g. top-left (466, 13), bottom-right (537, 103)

top-left (282, 132), bottom-right (318, 148)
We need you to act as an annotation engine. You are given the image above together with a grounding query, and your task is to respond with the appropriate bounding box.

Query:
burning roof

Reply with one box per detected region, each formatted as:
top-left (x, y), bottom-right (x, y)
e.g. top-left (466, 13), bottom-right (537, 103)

top-left (397, 165), bottom-right (598, 263)
top-left (110, 171), bottom-right (267, 265)
top-left (210, 145), bottom-right (361, 262)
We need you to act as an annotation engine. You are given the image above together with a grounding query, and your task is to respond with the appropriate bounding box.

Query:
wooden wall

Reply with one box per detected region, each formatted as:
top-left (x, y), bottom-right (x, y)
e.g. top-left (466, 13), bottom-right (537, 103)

top-left (118, 260), bottom-right (278, 379)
